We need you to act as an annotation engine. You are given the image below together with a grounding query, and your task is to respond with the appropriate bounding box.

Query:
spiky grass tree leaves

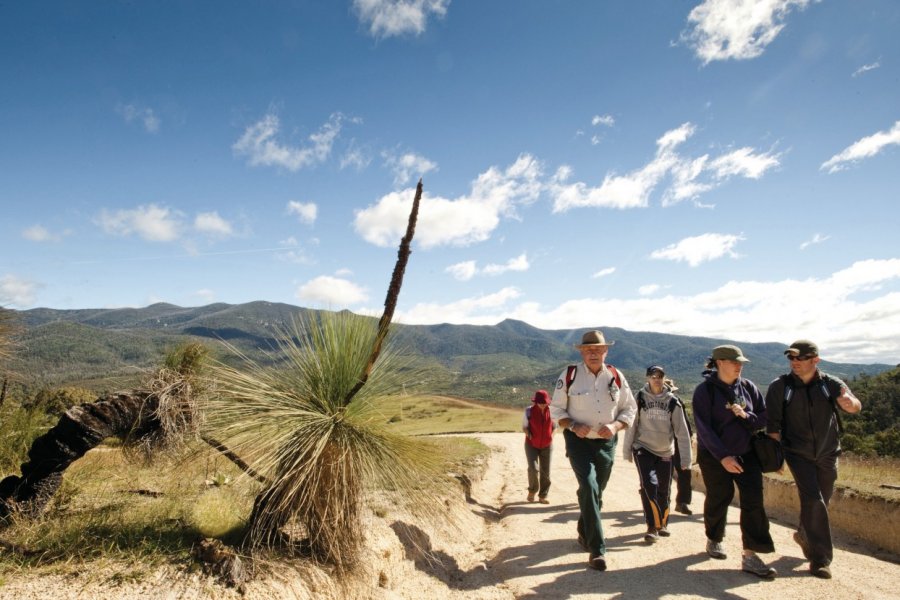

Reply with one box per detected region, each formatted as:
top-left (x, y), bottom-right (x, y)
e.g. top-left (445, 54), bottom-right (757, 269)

top-left (205, 311), bottom-right (445, 567)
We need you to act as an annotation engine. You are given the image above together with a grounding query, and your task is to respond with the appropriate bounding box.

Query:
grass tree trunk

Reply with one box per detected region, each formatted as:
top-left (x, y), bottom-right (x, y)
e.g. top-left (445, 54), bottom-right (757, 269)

top-left (0, 392), bottom-right (159, 520)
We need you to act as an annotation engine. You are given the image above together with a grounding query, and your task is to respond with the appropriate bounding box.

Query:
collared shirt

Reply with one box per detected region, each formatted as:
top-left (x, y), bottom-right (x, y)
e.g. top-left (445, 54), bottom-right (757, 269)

top-left (765, 369), bottom-right (847, 460)
top-left (549, 362), bottom-right (637, 438)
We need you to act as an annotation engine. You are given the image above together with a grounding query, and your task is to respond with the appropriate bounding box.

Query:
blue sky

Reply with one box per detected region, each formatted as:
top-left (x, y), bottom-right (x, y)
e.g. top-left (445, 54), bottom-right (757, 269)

top-left (2, 1), bottom-right (899, 364)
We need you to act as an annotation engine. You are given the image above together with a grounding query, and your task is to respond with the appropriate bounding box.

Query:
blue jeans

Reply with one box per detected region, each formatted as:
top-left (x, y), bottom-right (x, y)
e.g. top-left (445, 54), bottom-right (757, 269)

top-left (563, 429), bottom-right (617, 556)
top-left (524, 442), bottom-right (552, 498)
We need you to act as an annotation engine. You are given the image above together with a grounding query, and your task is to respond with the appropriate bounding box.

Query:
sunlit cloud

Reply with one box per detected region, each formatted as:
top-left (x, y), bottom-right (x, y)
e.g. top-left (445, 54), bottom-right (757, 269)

top-left (287, 201), bottom-right (318, 225)
top-left (446, 260), bottom-right (477, 281)
top-left (383, 150), bottom-right (438, 186)
top-left (394, 258), bottom-right (900, 363)
top-left (483, 253), bottom-right (530, 276)
top-left (194, 212), bottom-right (234, 237)
top-left (592, 267), bottom-right (616, 279)
top-left (681, 0), bottom-right (815, 65)
top-left (22, 224), bottom-right (65, 242)
top-left (96, 204), bottom-right (182, 242)
top-left (821, 120), bottom-right (900, 173)
top-left (354, 154), bottom-right (542, 248)
top-left (116, 102), bottom-right (160, 133)
top-left (296, 275), bottom-right (368, 306)
top-left (0, 274), bottom-right (40, 307)
top-left (800, 233), bottom-right (830, 250)
top-left (638, 284), bottom-right (662, 296)
top-left (233, 112), bottom-right (356, 171)
top-left (852, 61), bottom-right (880, 78)
top-left (650, 233), bottom-right (745, 267)
top-left (353, 0), bottom-right (450, 38)
top-left (592, 115), bottom-right (615, 127)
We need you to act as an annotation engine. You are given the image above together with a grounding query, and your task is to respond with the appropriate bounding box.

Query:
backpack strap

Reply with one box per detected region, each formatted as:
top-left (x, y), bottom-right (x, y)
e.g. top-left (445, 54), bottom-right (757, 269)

top-left (781, 373), bottom-right (844, 436)
top-left (607, 364), bottom-right (621, 388)
top-left (636, 389), bottom-right (646, 411)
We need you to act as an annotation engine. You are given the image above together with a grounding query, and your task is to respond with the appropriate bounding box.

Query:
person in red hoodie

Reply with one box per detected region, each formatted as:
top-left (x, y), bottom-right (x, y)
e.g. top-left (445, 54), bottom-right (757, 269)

top-left (523, 389), bottom-right (558, 503)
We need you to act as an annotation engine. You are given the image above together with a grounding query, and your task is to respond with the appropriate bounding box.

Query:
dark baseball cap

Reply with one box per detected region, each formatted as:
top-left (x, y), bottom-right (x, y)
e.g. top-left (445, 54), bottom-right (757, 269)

top-left (785, 339), bottom-right (819, 357)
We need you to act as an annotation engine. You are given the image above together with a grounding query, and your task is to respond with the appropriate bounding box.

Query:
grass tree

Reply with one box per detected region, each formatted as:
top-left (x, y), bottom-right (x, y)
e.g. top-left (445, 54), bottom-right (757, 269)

top-left (202, 181), bottom-right (443, 567)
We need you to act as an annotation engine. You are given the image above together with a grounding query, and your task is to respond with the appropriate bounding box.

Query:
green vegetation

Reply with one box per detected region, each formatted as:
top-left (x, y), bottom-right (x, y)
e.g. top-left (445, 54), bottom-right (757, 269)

top-left (839, 366), bottom-right (900, 457)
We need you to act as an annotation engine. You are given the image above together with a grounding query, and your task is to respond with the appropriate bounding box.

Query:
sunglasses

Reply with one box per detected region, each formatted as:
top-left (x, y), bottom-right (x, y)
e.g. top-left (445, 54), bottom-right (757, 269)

top-left (787, 355), bottom-right (814, 362)
top-left (648, 374), bottom-right (664, 379)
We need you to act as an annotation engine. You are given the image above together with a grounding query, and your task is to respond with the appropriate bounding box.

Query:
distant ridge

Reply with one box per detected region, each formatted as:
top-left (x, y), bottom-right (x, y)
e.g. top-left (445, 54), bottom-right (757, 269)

top-left (12, 302), bottom-right (892, 405)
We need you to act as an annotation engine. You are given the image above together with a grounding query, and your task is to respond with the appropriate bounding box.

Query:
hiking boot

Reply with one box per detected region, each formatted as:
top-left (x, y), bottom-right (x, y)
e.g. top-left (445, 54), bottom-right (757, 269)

top-left (675, 502), bottom-right (692, 515)
top-left (588, 554), bottom-right (607, 571)
top-left (644, 529), bottom-right (659, 543)
top-left (706, 539), bottom-right (727, 559)
top-left (793, 531), bottom-right (810, 560)
top-left (657, 526), bottom-right (670, 537)
top-left (527, 492), bottom-right (535, 502)
top-left (742, 553), bottom-right (777, 579)
top-left (810, 563), bottom-right (832, 579)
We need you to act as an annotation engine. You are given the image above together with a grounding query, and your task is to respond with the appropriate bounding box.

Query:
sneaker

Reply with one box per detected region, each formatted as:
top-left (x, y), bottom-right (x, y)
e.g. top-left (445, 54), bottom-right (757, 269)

top-left (644, 529), bottom-right (659, 543)
top-left (538, 497), bottom-right (549, 504)
top-left (657, 526), bottom-right (671, 537)
top-left (810, 563), bottom-right (832, 579)
top-left (742, 553), bottom-right (777, 579)
top-left (527, 492), bottom-right (535, 502)
top-left (588, 554), bottom-right (607, 571)
top-left (706, 539), bottom-right (727, 560)
top-left (675, 502), bottom-right (693, 515)
top-left (793, 531), bottom-right (810, 560)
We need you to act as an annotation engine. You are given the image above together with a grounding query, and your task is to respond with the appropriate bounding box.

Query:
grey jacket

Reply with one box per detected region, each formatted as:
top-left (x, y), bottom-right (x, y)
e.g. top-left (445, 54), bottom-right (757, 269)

top-left (622, 385), bottom-right (692, 470)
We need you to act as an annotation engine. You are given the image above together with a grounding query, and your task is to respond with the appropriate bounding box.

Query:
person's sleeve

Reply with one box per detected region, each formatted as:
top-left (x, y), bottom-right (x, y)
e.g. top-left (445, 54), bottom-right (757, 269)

top-left (744, 382), bottom-right (768, 430)
top-left (549, 369), bottom-right (570, 422)
top-left (615, 375), bottom-right (637, 427)
top-left (522, 408), bottom-right (530, 432)
top-left (622, 413), bottom-right (636, 461)
top-left (765, 378), bottom-right (783, 434)
top-left (693, 383), bottom-right (729, 461)
top-left (672, 405), bottom-right (693, 470)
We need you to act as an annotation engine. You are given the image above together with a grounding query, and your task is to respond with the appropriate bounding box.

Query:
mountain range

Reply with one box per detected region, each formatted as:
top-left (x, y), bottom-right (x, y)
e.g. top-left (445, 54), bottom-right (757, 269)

top-left (10, 301), bottom-right (893, 406)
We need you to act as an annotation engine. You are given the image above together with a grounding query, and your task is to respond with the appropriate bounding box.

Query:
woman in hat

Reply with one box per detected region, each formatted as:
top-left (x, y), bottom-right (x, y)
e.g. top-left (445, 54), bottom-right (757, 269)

top-left (622, 366), bottom-right (692, 542)
top-left (522, 389), bottom-right (557, 503)
top-left (693, 345), bottom-right (777, 579)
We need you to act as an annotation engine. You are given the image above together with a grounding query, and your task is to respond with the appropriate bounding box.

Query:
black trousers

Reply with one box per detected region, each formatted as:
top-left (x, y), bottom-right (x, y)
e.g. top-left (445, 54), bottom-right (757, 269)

top-left (697, 447), bottom-right (774, 553)
top-left (673, 442), bottom-right (692, 505)
top-left (786, 452), bottom-right (838, 566)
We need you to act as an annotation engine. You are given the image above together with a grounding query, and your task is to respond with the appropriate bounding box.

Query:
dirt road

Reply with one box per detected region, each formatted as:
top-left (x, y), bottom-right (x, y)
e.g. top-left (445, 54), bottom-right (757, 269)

top-left (443, 432), bottom-right (897, 600)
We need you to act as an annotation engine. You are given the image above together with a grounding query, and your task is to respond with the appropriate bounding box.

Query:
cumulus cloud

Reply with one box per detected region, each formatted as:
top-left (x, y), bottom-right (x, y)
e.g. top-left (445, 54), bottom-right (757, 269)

top-left (650, 233), bottom-right (745, 267)
top-left (22, 225), bottom-right (64, 242)
top-left (383, 151), bottom-right (438, 186)
top-left (551, 122), bottom-right (779, 211)
top-left (447, 253), bottom-right (529, 280)
top-left (638, 284), bottom-right (662, 296)
top-left (287, 201), bottom-right (318, 225)
top-left (393, 259), bottom-right (900, 363)
top-left (354, 154), bottom-right (542, 248)
top-left (96, 204), bottom-right (182, 242)
top-left (446, 260), bottom-right (477, 281)
top-left (820, 120), bottom-right (900, 173)
top-left (194, 212), bottom-right (234, 237)
top-left (233, 112), bottom-right (355, 171)
top-left (353, 0), bottom-right (449, 38)
top-left (592, 115), bottom-right (615, 127)
top-left (116, 102), bottom-right (160, 133)
top-left (592, 267), bottom-right (616, 279)
top-left (800, 233), bottom-right (830, 250)
top-left (0, 274), bottom-right (40, 307)
top-left (681, 0), bottom-right (815, 64)
top-left (296, 275), bottom-right (368, 306)
top-left (340, 141), bottom-right (372, 170)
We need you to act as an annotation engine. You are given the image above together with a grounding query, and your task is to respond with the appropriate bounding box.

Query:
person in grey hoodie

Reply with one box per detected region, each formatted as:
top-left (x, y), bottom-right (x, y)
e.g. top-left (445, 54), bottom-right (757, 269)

top-left (623, 365), bottom-right (692, 542)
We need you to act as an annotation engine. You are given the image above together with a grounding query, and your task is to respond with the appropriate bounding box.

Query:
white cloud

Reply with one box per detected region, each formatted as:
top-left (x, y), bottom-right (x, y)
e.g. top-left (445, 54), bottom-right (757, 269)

top-left (22, 224), bottom-right (62, 242)
top-left (592, 115), bottom-right (615, 127)
top-left (446, 260), bottom-right (477, 281)
top-left (354, 154), bottom-right (542, 248)
top-left (296, 275), bottom-right (368, 306)
top-left (96, 204), bottom-right (181, 242)
top-left (394, 258), bottom-right (900, 363)
top-left (384, 151), bottom-right (438, 186)
top-left (650, 233), bottom-right (745, 267)
top-left (353, 0), bottom-right (449, 38)
top-left (194, 212), bottom-right (234, 236)
top-left (799, 233), bottom-right (830, 250)
top-left (852, 61), bottom-right (880, 78)
top-left (681, 0), bottom-right (815, 64)
top-left (340, 142), bottom-right (372, 170)
top-left (287, 201), bottom-right (318, 225)
top-left (0, 274), bottom-right (40, 307)
top-left (638, 284), bottom-right (661, 296)
top-left (592, 267), bottom-right (616, 279)
top-left (192, 289), bottom-right (216, 303)
top-left (482, 253), bottom-right (530, 276)
top-left (820, 120), bottom-right (900, 173)
top-left (552, 122), bottom-right (780, 211)
top-left (116, 103), bottom-right (160, 133)
top-left (233, 113), bottom-right (353, 171)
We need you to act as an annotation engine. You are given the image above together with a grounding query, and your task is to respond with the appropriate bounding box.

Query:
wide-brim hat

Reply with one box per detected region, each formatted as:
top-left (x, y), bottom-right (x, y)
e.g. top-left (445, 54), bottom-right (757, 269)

top-left (575, 330), bottom-right (615, 348)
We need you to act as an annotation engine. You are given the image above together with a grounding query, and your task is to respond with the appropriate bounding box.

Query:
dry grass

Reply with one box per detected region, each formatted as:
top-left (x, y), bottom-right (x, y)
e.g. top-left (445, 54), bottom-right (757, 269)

top-left (765, 453), bottom-right (900, 501)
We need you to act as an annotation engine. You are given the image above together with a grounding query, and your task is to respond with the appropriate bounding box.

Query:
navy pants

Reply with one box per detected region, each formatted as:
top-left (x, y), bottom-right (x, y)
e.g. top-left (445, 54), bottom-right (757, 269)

top-left (563, 430), bottom-right (617, 556)
top-left (632, 448), bottom-right (673, 530)
top-left (786, 452), bottom-right (838, 566)
top-left (697, 447), bottom-right (774, 553)
top-left (673, 442), bottom-right (692, 505)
